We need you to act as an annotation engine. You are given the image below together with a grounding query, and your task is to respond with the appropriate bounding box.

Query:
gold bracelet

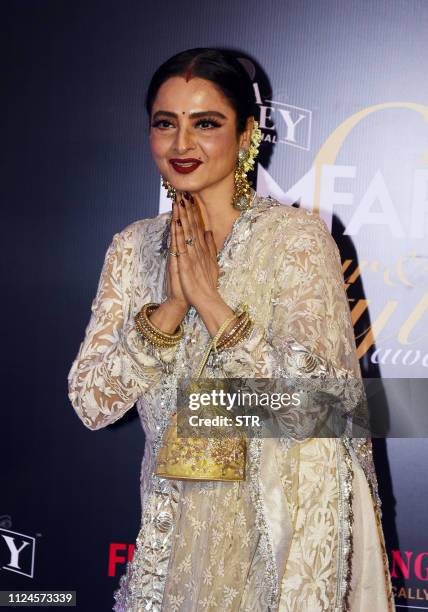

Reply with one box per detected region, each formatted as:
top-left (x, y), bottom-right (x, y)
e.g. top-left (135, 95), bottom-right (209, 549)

top-left (211, 315), bottom-right (239, 352)
top-left (193, 304), bottom-right (253, 377)
top-left (215, 315), bottom-right (248, 350)
top-left (135, 317), bottom-right (179, 348)
top-left (134, 302), bottom-right (184, 348)
top-left (222, 321), bottom-right (253, 350)
top-left (194, 310), bottom-right (236, 377)
top-left (220, 321), bottom-right (251, 350)
top-left (142, 303), bottom-right (184, 338)
top-left (143, 302), bottom-right (184, 339)
top-left (215, 305), bottom-right (251, 350)
top-left (135, 319), bottom-right (183, 347)
top-left (212, 304), bottom-right (252, 352)
top-left (135, 311), bottom-right (178, 345)
top-left (219, 309), bottom-right (249, 337)
top-left (135, 312), bottom-right (180, 344)
top-left (219, 318), bottom-right (254, 350)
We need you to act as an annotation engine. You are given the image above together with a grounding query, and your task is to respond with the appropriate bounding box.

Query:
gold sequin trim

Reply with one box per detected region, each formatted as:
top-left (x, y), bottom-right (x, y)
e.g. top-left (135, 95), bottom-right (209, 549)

top-left (334, 438), bottom-right (354, 611)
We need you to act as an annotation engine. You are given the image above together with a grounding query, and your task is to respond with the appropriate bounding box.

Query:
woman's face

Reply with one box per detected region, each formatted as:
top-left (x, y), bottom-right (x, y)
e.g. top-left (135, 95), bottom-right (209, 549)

top-left (149, 76), bottom-right (249, 195)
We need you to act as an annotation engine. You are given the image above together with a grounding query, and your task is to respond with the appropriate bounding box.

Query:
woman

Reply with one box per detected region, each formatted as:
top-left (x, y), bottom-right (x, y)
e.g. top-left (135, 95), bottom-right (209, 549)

top-left (67, 48), bottom-right (395, 611)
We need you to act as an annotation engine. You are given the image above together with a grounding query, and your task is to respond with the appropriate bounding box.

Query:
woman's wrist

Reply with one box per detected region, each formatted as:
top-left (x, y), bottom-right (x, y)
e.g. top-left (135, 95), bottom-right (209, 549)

top-left (148, 299), bottom-right (189, 334)
top-left (194, 293), bottom-right (235, 338)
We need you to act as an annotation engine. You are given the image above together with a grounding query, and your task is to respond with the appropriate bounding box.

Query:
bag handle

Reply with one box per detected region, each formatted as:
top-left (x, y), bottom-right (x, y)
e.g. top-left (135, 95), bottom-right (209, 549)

top-left (194, 307), bottom-right (242, 378)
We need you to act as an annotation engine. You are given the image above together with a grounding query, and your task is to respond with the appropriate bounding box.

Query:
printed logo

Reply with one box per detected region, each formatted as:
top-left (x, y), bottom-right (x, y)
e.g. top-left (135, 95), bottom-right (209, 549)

top-left (253, 82), bottom-right (312, 151)
top-left (0, 517), bottom-right (36, 579)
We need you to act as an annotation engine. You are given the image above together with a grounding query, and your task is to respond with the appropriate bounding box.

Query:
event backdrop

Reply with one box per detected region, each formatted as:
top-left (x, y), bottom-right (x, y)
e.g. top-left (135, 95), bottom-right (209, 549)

top-left (2, 0), bottom-right (427, 610)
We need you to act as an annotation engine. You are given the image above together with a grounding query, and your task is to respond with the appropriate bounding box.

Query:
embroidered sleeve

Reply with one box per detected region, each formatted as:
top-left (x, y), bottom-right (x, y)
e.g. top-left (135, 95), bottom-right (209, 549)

top-left (212, 215), bottom-right (366, 434)
top-left (67, 229), bottom-right (178, 431)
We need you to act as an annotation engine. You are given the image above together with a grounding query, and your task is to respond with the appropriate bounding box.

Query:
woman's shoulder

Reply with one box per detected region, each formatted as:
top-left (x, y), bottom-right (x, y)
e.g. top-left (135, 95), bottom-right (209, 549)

top-left (252, 193), bottom-right (340, 263)
top-left (114, 210), bottom-right (171, 249)
top-left (253, 192), bottom-right (330, 235)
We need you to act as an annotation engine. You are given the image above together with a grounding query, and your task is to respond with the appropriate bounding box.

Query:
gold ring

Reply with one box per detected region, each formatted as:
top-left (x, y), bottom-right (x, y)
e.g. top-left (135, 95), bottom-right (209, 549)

top-left (169, 250), bottom-right (178, 257)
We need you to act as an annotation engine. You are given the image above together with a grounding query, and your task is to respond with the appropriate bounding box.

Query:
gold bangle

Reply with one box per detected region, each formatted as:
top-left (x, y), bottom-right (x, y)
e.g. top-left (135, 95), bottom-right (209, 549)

top-left (212, 304), bottom-right (251, 351)
top-left (219, 319), bottom-right (254, 350)
top-left (193, 304), bottom-right (252, 377)
top-left (194, 310), bottom-right (237, 377)
top-left (215, 308), bottom-right (251, 350)
top-left (215, 317), bottom-right (248, 350)
top-left (217, 318), bottom-right (252, 350)
top-left (220, 309), bottom-right (249, 336)
top-left (135, 313), bottom-right (180, 344)
top-left (135, 312), bottom-right (178, 344)
top-left (134, 324), bottom-right (182, 347)
top-left (212, 311), bottom-right (241, 353)
top-left (134, 302), bottom-right (184, 348)
top-left (134, 317), bottom-right (179, 348)
top-left (142, 302), bottom-right (184, 338)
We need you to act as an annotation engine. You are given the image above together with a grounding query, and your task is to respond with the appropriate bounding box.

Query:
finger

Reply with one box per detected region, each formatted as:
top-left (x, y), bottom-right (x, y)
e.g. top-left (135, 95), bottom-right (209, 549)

top-left (175, 215), bottom-right (190, 263)
top-left (177, 192), bottom-right (198, 254)
top-left (170, 207), bottom-right (179, 262)
top-left (204, 229), bottom-right (218, 261)
top-left (186, 193), bottom-right (206, 247)
top-left (171, 195), bottom-right (179, 222)
top-left (166, 227), bottom-right (176, 294)
top-left (169, 201), bottom-right (179, 261)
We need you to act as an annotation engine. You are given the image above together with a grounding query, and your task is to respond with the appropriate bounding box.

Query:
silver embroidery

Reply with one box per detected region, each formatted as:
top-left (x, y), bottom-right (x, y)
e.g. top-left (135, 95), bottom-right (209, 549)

top-left (67, 190), bottom-right (390, 611)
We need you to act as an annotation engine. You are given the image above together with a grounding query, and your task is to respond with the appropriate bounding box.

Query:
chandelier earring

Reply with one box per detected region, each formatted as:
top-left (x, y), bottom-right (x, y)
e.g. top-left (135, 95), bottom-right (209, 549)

top-left (232, 119), bottom-right (263, 211)
top-left (161, 175), bottom-right (177, 201)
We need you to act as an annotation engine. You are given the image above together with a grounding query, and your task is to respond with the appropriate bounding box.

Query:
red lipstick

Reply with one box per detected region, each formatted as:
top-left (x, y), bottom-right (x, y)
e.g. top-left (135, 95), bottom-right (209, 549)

top-left (169, 158), bottom-right (203, 174)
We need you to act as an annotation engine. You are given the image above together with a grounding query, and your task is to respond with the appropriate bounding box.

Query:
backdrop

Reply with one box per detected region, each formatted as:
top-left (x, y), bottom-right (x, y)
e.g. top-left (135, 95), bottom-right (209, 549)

top-left (2, 1), bottom-right (428, 610)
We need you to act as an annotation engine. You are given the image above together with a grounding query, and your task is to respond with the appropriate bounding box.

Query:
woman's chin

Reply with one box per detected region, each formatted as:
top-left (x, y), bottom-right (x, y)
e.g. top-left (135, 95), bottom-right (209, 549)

top-left (167, 177), bottom-right (208, 193)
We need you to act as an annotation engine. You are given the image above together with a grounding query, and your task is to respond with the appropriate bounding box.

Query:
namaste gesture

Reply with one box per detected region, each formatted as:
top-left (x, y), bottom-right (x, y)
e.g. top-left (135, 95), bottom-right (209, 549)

top-left (166, 190), bottom-right (220, 311)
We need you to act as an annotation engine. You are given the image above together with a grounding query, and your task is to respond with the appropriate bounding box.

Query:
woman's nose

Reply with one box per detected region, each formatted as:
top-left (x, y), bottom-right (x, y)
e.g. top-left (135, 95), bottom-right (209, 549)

top-left (174, 125), bottom-right (195, 153)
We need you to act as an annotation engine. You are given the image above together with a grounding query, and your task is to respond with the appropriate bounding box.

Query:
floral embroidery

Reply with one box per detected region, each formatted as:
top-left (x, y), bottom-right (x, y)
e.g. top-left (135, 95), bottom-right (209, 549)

top-left (67, 192), bottom-right (392, 611)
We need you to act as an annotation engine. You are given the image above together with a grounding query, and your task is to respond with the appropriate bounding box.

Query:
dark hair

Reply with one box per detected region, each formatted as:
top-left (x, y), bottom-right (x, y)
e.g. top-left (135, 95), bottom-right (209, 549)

top-left (145, 48), bottom-right (256, 134)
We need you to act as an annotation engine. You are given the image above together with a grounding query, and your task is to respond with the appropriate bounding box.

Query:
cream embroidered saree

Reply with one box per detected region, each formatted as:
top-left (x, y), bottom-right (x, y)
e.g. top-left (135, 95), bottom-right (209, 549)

top-left (68, 191), bottom-right (395, 611)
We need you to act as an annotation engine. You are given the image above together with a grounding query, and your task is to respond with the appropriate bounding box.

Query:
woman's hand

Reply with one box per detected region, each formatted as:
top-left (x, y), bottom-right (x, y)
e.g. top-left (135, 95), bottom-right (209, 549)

top-left (164, 193), bottom-right (191, 311)
top-left (174, 191), bottom-right (220, 310)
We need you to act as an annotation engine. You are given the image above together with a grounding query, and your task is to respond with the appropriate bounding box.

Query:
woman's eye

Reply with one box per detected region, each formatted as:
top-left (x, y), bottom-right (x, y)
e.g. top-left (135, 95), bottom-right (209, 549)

top-left (151, 118), bottom-right (222, 130)
top-left (151, 120), bottom-right (174, 129)
top-left (196, 119), bottom-right (221, 129)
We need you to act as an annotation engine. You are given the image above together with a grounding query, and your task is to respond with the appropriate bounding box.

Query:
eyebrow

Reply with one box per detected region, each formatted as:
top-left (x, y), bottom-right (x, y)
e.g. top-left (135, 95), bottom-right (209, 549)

top-left (151, 110), bottom-right (227, 121)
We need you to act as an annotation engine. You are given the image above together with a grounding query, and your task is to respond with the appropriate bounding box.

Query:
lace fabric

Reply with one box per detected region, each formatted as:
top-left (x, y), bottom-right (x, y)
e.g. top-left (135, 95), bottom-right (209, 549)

top-left (67, 192), bottom-right (395, 611)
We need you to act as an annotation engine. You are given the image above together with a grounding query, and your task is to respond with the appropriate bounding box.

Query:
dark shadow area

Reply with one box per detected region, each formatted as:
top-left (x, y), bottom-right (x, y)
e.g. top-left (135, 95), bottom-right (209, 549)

top-left (332, 214), bottom-right (400, 586)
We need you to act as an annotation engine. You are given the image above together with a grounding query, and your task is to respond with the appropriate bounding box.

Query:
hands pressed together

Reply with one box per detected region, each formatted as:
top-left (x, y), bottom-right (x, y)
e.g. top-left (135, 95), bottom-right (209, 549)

top-left (167, 191), bottom-right (219, 311)
top-left (150, 191), bottom-right (236, 339)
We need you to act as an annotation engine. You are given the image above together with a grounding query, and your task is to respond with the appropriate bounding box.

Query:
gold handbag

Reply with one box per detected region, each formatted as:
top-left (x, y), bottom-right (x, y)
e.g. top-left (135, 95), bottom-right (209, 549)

top-left (155, 349), bottom-right (247, 482)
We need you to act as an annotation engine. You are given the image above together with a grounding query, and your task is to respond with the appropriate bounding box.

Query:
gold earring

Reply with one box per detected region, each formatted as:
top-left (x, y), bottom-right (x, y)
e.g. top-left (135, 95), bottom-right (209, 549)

top-left (232, 119), bottom-right (262, 211)
top-left (161, 176), bottom-right (176, 201)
